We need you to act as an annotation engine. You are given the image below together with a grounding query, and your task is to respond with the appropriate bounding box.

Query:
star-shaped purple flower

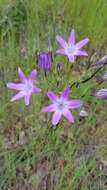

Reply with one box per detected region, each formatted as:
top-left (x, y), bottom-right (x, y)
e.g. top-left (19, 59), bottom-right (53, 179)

top-left (7, 67), bottom-right (41, 106)
top-left (42, 86), bottom-right (82, 126)
top-left (56, 29), bottom-right (89, 62)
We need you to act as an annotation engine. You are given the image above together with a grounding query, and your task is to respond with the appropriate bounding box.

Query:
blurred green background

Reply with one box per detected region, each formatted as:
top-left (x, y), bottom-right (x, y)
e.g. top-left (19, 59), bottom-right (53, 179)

top-left (0, 0), bottom-right (107, 189)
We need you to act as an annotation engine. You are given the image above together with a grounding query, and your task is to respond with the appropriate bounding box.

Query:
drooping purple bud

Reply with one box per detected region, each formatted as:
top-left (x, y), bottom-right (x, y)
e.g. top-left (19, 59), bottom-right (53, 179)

top-left (96, 55), bottom-right (107, 65)
top-left (96, 76), bottom-right (104, 84)
top-left (96, 71), bottom-right (107, 84)
top-left (92, 89), bottom-right (107, 99)
top-left (38, 52), bottom-right (52, 74)
top-left (56, 62), bottom-right (64, 74)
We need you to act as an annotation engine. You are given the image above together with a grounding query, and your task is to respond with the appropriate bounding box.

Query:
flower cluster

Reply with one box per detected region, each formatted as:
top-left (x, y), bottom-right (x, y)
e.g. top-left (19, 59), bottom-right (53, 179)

top-left (7, 29), bottom-right (90, 127)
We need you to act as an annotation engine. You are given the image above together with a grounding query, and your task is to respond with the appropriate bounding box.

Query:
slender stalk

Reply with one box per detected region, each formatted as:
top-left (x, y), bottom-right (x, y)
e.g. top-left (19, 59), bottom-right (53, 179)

top-left (44, 71), bottom-right (47, 77)
top-left (70, 67), bottom-right (102, 88)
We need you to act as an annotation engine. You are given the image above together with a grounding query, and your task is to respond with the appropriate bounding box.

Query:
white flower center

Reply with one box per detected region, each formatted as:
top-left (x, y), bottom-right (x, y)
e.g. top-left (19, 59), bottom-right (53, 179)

top-left (66, 45), bottom-right (76, 54)
top-left (24, 81), bottom-right (33, 92)
top-left (56, 99), bottom-right (68, 111)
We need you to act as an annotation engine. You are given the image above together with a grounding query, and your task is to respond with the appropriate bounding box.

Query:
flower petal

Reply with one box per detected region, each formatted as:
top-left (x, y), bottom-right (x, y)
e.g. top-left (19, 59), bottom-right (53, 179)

top-left (47, 91), bottom-right (58, 102)
top-left (61, 86), bottom-right (71, 99)
top-left (63, 109), bottom-right (74, 123)
top-left (7, 82), bottom-right (24, 91)
top-left (93, 89), bottom-right (107, 99)
top-left (68, 29), bottom-right (75, 45)
top-left (52, 111), bottom-right (62, 126)
top-left (76, 38), bottom-right (89, 49)
top-left (24, 94), bottom-right (31, 106)
top-left (56, 49), bottom-right (66, 55)
top-left (29, 70), bottom-right (37, 81)
top-left (18, 67), bottom-right (26, 81)
top-left (56, 35), bottom-right (68, 48)
top-left (42, 104), bottom-right (55, 112)
top-left (10, 91), bottom-right (25, 102)
top-left (74, 50), bottom-right (88, 56)
top-left (68, 54), bottom-right (75, 62)
top-left (68, 100), bottom-right (82, 109)
top-left (32, 86), bottom-right (41, 93)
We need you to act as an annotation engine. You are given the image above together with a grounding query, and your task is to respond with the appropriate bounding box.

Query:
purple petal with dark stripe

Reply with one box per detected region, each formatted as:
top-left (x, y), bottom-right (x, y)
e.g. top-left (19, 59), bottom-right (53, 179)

top-left (68, 29), bottom-right (75, 45)
top-left (42, 104), bottom-right (55, 112)
top-left (63, 109), bottom-right (74, 123)
top-left (68, 100), bottom-right (82, 109)
top-left (61, 86), bottom-right (71, 99)
top-left (56, 49), bottom-right (66, 55)
top-left (68, 54), bottom-right (75, 62)
top-left (47, 91), bottom-right (58, 102)
top-left (56, 35), bottom-right (68, 48)
top-left (7, 82), bottom-right (24, 91)
top-left (76, 38), bottom-right (89, 49)
top-left (32, 86), bottom-right (41, 93)
top-left (18, 67), bottom-right (27, 81)
top-left (24, 94), bottom-right (31, 106)
top-left (29, 70), bottom-right (37, 81)
top-left (11, 91), bottom-right (25, 102)
top-left (52, 111), bottom-right (62, 125)
top-left (74, 50), bottom-right (88, 56)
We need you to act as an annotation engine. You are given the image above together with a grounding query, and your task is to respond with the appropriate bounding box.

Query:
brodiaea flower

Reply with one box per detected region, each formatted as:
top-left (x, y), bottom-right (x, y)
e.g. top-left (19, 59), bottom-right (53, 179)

top-left (7, 67), bottom-right (41, 106)
top-left (42, 86), bottom-right (82, 126)
top-left (56, 29), bottom-right (89, 62)
top-left (38, 52), bottom-right (52, 74)
top-left (93, 89), bottom-right (107, 99)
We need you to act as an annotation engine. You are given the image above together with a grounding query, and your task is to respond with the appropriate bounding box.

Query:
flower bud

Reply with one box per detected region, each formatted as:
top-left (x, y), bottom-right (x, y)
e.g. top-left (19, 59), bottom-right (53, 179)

top-left (96, 55), bottom-right (107, 65)
top-left (38, 52), bottom-right (52, 74)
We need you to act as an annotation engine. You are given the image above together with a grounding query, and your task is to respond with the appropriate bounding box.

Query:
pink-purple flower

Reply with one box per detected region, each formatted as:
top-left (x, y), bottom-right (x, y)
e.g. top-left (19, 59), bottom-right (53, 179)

top-left (56, 29), bottom-right (89, 62)
top-left (42, 86), bottom-right (82, 126)
top-left (93, 89), bottom-right (107, 99)
top-left (7, 67), bottom-right (41, 106)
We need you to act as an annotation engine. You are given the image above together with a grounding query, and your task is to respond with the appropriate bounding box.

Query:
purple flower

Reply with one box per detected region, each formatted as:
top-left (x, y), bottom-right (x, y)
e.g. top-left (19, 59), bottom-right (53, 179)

top-left (7, 67), bottom-right (41, 106)
top-left (93, 89), bottom-right (107, 99)
top-left (38, 52), bottom-right (52, 73)
top-left (42, 86), bottom-right (82, 126)
top-left (56, 29), bottom-right (89, 62)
